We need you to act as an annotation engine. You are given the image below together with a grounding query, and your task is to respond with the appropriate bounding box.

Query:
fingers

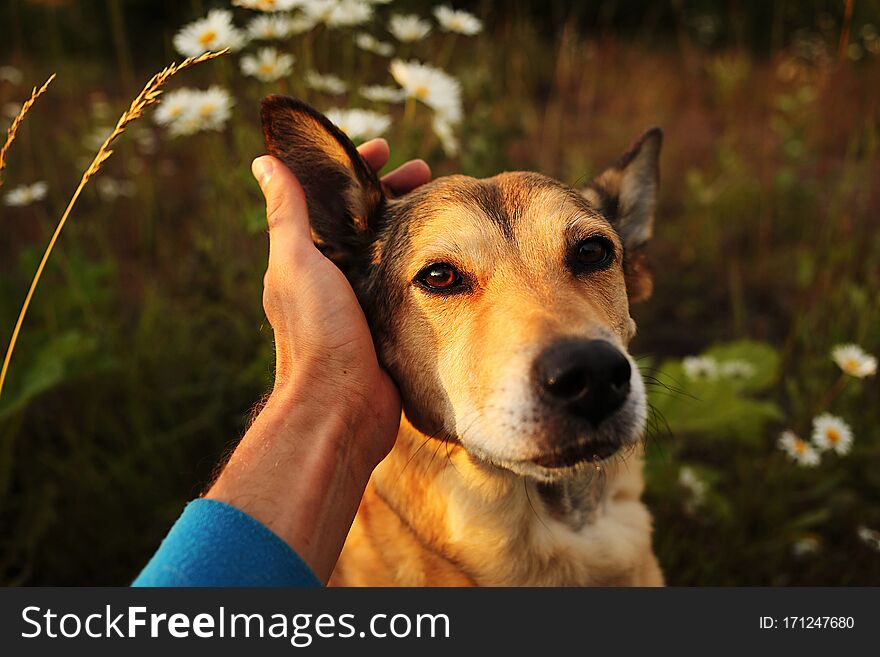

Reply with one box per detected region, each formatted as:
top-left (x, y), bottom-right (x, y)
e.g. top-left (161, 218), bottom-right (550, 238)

top-left (358, 139), bottom-right (432, 194)
top-left (252, 155), bottom-right (313, 272)
top-left (381, 159), bottom-right (432, 195)
top-left (357, 138), bottom-right (390, 172)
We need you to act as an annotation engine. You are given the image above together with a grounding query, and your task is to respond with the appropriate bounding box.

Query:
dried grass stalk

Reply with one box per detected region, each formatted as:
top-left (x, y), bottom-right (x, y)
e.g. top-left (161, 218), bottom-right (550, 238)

top-left (0, 49), bottom-right (228, 401)
top-left (0, 74), bottom-right (56, 188)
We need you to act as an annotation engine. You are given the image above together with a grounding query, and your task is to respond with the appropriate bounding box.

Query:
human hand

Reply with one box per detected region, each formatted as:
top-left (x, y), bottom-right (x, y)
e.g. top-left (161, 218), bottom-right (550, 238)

top-left (254, 139), bottom-right (429, 469)
top-left (206, 140), bottom-right (430, 581)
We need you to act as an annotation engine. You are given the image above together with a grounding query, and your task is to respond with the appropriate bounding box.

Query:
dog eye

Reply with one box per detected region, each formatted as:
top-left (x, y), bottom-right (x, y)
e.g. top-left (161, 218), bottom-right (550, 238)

top-left (572, 236), bottom-right (614, 271)
top-left (415, 263), bottom-right (463, 291)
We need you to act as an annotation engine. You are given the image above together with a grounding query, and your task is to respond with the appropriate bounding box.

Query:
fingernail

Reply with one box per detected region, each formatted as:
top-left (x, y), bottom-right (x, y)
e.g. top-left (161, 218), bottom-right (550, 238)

top-left (252, 156), bottom-right (274, 187)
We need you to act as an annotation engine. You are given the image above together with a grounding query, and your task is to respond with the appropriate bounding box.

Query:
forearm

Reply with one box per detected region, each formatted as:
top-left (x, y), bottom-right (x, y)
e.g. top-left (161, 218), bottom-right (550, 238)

top-left (205, 386), bottom-right (381, 583)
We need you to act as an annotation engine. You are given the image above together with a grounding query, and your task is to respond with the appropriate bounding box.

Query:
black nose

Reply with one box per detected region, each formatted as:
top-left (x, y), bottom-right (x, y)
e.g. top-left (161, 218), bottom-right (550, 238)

top-left (534, 339), bottom-right (632, 425)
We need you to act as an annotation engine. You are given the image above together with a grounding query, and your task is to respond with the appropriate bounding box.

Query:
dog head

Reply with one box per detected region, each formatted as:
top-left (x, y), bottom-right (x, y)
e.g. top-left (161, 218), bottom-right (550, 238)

top-left (262, 96), bottom-right (661, 482)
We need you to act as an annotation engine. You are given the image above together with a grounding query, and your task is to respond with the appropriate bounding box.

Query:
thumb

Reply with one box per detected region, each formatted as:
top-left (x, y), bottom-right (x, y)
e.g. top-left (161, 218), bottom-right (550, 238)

top-left (252, 155), bottom-right (314, 270)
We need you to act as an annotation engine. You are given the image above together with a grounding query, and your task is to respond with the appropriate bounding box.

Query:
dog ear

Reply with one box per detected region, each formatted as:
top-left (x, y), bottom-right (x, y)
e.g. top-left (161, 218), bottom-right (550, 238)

top-left (584, 127), bottom-right (662, 251)
top-left (260, 95), bottom-right (384, 267)
top-left (583, 128), bottom-right (661, 302)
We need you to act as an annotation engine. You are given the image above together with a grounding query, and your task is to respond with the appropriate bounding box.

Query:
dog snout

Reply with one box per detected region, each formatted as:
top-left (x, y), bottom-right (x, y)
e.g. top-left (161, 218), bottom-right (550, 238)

top-left (534, 339), bottom-right (632, 426)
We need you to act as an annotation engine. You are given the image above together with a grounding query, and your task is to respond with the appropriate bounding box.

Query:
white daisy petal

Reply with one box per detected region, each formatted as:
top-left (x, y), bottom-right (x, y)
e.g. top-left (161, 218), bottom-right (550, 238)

top-left (192, 86), bottom-right (234, 132)
top-left (857, 526), bottom-right (880, 551)
top-left (303, 0), bottom-right (373, 28)
top-left (778, 430), bottom-right (821, 467)
top-left (3, 181), bottom-right (48, 207)
top-left (232, 0), bottom-right (302, 12)
top-left (388, 14), bottom-right (432, 42)
top-left (246, 14), bottom-right (292, 40)
top-left (831, 343), bottom-right (877, 378)
top-left (359, 84), bottom-right (406, 103)
top-left (682, 355), bottom-right (718, 380)
top-left (791, 536), bottom-right (821, 557)
top-left (811, 413), bottom-right (853, 456)
top-left (390, 59), bottom-right (462, 123)
top-left (433, 6), bottom-right (483, 36)
top-left (173, 9), bottom-right (246, 58)
top-left (324, 108), bottom-right (391, 141)
top-left (241, 47), bottom-right (295, 82)
top-left (153, 88), bottom-right (197, 128)
top-left (0, 65), bottom-right (24, 85)
top-left (719, 359), bottom-right (756, 379)
top-left (355, 32), bottom-right (394, 57)
top-left (305, 71), bottom-right (348, 95)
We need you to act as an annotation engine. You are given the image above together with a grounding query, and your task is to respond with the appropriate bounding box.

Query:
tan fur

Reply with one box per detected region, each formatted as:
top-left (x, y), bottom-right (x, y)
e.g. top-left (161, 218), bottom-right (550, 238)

top-left (331, 175), bottom-right (662, 587)
top-left (332, 417), bottom-right (662, 586)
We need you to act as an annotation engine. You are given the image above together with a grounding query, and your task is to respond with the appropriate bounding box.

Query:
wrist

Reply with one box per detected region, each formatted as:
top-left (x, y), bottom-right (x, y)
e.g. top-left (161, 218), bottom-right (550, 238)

top-left (266, 380), bottom-right (389, 476)
top-left (205, 381), bottom-right (389, 581)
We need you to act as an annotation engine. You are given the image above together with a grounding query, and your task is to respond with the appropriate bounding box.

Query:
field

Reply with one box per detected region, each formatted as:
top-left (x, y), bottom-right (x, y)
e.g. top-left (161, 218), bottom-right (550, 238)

top-left (1, 0), bottom-right (879, 585)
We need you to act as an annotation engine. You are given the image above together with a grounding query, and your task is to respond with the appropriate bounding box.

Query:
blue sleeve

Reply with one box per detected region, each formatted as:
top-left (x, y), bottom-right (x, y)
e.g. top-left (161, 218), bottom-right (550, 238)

top-left (132, 498), bottom-right (322, 587)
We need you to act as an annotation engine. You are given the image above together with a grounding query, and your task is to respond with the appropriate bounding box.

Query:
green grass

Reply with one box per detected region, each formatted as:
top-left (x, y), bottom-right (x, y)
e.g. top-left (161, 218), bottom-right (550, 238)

top-left (0, 1), bottom-right (878, 584)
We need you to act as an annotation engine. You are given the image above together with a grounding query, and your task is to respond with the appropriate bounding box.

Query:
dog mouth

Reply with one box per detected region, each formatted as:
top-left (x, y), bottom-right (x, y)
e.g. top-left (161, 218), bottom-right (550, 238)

top-left (530, 439), bottom-right (622, 469)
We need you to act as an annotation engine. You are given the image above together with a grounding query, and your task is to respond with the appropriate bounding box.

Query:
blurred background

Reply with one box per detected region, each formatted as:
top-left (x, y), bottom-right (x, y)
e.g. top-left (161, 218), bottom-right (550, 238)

top-left (1, 0), bottom-right (878, 585)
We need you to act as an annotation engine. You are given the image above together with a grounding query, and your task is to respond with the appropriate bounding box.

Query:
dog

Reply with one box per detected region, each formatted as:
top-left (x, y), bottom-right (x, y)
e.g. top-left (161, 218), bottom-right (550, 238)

top-left (261, 95), bottom-right (664, 586)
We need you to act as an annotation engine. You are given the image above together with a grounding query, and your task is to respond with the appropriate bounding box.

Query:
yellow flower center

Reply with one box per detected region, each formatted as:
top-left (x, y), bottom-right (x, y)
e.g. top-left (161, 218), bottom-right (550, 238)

top-left (794, 440), bottom-right (807, 454)
top-left (260, 63), bottom-right (275, 75)
top-left (844, 358), bottom-right (860, 373)
top-left (826, 429), bottom-right (840, 444)
top-left (200, 103), bottom-right (216, 116)
top-left (414, 85), bottom-right (429, 100)
top-left (198, 30), bottom-right (217, 47)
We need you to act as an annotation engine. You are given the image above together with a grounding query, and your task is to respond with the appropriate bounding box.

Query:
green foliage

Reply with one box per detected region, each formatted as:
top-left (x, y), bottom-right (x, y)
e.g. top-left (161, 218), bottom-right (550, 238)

top-left (649, 341), bottom-right (782, 443)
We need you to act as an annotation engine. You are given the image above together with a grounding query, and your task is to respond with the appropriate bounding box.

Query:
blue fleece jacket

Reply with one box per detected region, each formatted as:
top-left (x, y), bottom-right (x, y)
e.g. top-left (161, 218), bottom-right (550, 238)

top-left (132, 498), bottom-right (321, 587)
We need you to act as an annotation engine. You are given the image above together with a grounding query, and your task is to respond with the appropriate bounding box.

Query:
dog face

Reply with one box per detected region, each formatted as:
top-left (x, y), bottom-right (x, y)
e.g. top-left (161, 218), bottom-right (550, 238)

top-left (262, 96), bottom-right (661, 482)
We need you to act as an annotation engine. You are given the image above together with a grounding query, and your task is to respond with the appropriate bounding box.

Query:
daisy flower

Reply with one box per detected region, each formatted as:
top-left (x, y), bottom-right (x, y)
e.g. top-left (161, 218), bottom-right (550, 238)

top-left (831, 343), bottom-right (877, 379)
top-left (719, 359), bottom-right (756, 379)
top-left (305, 71), bottom-right (347, 95)
top-left (355, 32), bottom-right (394, 57)
top-left (811, 413), bottom-right (853, 455)
top-left (241, 47), bottom-right (295, 82)
top-left (96, 177), bottom-right (137, 202)
top-left (433, 6), bottom-right (483, 36)
top-left (191, 86), bottom-right (235, 132)
top-left (246, 14), bottom-right (292, 40)
top-left (390, 59), bottom-right (462, 122)
top-left (3, 102), bottom-right (22, 119)
top-left (329, 0), bottom-right (374, 27)
top-left (857, 526), bottom-right (880, 551)
top-left (325, 108), bottom-right (391, 141)
top-left (682, 355), bottom-right (718, 380)
top-left (153, 88), bottom-right (196, 127)
top-left (778, 430), bottom-right (820, 467)
top-left (678, 466), bottom-right (708, 512)
top-left (0, 65), bottom-right (24, 84)
top-left (3, 181), bottom-right (48, 207)
top-left (232, 0), bottom-right (301, 11)
top-left (289, 13), bottom-right (319, 34)
top-left (360, 84), bottom-right (406, 103)
top-left (81, 125), bottom-right (113, 151)
top-left (388, 14), bottom-right (432, 42)
top-left (303, 0), bottom-right (373, 28)
top-left (173, 9), bottom-right (245, 58)
top-left (791, 536), bottom-right (821, 557)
